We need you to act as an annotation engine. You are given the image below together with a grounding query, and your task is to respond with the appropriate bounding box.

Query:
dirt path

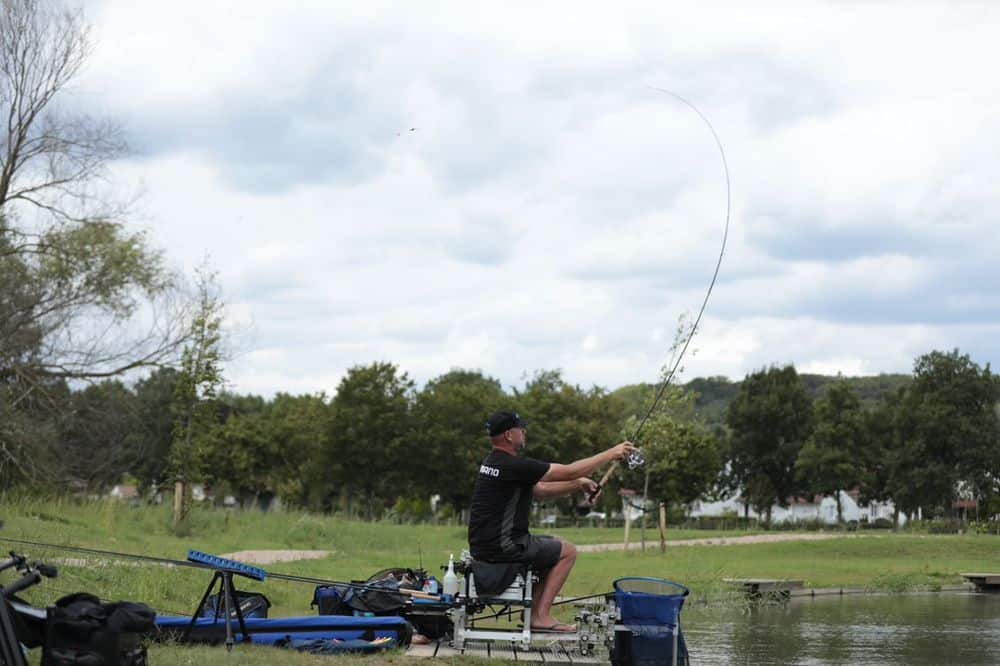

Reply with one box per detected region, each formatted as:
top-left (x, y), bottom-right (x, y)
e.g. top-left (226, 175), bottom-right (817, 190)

top-left (56, 536), bottom-right (865, 568)
top-left (53, 549), bottom-right (335, 568)
top-left (218, 534), bottom-right (861, 563)
top-left (218, 550), bottom-right (333, 564)
top-left (577, 532), bottom-right (863, 552)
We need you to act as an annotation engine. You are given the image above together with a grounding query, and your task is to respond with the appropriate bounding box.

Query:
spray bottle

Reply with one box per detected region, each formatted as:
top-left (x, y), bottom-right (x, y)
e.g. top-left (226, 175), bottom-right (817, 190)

top-left (442, 553), bottom-right (459, 600)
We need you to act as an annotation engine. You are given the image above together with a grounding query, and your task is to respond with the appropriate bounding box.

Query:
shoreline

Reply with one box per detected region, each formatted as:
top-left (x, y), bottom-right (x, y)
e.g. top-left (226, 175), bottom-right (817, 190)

top-left (681, 583), bottom-right (979, 609)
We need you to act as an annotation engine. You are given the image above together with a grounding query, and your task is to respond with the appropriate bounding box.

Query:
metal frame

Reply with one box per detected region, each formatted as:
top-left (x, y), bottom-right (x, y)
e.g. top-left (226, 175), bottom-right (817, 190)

top-left (0, 550), bottom-right (36, 666)
top-left (184, 569), bottom-right (252, 651)
top-left (449, 565), bottom-right (611, 657)
top-left (451, 566), bottom-right (534, 650)
top-left (0, 595), bottom-right (26, 666)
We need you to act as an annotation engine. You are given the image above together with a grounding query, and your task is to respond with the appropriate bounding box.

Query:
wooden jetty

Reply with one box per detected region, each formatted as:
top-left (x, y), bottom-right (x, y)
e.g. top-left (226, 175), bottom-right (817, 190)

top-left (724, 578), bottom-right (804, 599)
top-left (960, 573), bottom-right (1000, 592)
top-left (408, 638), bottom-right (604, 662)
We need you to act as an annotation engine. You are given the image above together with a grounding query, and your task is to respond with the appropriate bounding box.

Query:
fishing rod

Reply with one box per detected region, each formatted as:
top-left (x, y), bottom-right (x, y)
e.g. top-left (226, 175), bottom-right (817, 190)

top-left (0, 536), bottom-right (434, 600)
top-left (632, 88), bottom-right (731, 441)
top-left (586, 87), bottom-right (731, 506)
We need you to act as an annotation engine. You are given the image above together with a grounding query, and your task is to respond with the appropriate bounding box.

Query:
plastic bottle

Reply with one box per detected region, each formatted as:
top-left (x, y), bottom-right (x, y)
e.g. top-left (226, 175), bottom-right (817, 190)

top-left (443, 554), bottom-right (459, 599)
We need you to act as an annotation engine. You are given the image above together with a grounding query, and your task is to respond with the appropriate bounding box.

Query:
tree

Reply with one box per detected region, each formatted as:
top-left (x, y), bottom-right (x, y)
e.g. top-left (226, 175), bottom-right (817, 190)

top-left (855, 393), bottom-right (900, 524)
top-left (513, 370), bottom-right (626, 513)
top-left (1, 0), bottom-right (123, 216)
top-left (411, 369), bottom-right (506, 512)
top-left (195, 411), bottom-right (277, 507)
top-left (0, 369), bottom-right (64, 486)
top-left (514, 370), bottom-right (624, 468)
top-left (888, 350), bottom-right (999, 518)
top-left (125, 367), bottom-right (180, 491)
top-left (326, 362), bottom-right (414, 517)
top-left (168, 268), bottom-right (225, 488)
top-left (263, 392), bottom-right (333, 510)
top-left (0, 1), bottom-right (189, 487)
top-left (795, 381), bottom-right (865, 523)
top-left (685, 376), bottom-right (740, 428)
top-left (726, 365), bottom-right (813, 525)
top-left (57, 379), bottom-right (135, 490)
top-left (0, 0), bottom-right (184, 381)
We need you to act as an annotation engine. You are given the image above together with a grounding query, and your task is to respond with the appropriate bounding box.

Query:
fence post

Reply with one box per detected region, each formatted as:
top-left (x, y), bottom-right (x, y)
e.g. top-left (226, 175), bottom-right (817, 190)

top-left (623, 506), bottom-right (632, 551)
top-left (659, 503), bottom-right (667, 552)
top-left (173, 479), bottom-right (190, 526)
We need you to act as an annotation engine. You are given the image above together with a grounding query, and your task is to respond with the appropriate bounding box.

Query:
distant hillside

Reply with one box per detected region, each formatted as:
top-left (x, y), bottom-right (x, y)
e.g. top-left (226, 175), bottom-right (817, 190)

top-left (612, 373), bottom-right (912, 427)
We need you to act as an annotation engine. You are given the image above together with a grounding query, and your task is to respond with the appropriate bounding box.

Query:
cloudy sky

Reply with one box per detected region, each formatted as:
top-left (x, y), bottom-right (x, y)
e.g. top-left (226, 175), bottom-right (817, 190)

top-left (75, 1), bottom-right (1000, 396)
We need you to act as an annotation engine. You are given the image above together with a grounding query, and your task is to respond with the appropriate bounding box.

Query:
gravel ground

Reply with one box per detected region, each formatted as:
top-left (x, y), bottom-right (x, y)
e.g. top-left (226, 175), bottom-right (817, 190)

top-left (577, 532), bottom-right (863, 552)
top-left (217, 550), bottom-right (334, 564)
top-left (217, 534), bottom-right (862, 563)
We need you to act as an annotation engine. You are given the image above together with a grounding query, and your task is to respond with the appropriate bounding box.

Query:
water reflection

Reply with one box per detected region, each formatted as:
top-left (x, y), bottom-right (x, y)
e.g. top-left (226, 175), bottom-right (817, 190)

top-left (683, 593), bottom-right (1000, 665)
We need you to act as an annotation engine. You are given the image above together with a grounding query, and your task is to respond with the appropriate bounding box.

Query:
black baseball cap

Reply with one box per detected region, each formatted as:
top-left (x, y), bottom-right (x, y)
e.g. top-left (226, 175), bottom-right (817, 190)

top-left (486, 410), bottom-right (528, 437)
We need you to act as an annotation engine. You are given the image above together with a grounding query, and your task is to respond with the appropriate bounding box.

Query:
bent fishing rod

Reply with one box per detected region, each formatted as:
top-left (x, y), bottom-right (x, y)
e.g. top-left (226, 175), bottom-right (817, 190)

top-left (587, 87), bottom-right (731, 504)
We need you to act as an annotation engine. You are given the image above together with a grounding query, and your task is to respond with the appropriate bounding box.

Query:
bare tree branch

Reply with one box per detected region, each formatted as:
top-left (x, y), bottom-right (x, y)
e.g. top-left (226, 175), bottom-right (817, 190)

top-left (0, 1), bottom-right (196, 490)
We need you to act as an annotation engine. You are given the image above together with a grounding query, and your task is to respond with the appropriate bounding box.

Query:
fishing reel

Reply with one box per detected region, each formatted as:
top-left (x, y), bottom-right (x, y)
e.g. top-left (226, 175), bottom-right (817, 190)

top-left (626, 448), bottom-right (645, 470)
top-left (578, 447), bottom-right (647, 514)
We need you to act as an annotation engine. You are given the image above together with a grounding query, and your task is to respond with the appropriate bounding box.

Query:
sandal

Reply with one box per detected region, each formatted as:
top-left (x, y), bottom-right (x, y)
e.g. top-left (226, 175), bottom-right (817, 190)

top-left (531, 622), bottom-right (577, 633)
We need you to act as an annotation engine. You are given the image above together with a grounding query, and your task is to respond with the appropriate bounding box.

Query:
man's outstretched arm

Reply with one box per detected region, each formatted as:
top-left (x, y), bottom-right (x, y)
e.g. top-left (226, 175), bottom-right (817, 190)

top-left (539, 441), bottom-right (636, 483)
top-left (533, 478), bottom-right (599, 499)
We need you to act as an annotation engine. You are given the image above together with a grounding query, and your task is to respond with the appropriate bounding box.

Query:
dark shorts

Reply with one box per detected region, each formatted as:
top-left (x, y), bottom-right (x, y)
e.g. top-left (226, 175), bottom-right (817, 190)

top-left (521, 535), bottom-right (563, 572)
top-left (472, 535), bottom-right (563, 573)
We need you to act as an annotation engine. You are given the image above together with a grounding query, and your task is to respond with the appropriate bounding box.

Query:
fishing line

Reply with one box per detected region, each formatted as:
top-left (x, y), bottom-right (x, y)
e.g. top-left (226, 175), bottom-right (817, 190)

top-left (0, 535), bottom-right (439, 598)
top-left (584, 88), bottom-right (731, 509)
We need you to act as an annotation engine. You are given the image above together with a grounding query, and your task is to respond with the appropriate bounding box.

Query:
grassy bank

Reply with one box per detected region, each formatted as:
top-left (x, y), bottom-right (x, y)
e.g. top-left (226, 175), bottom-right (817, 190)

top-left (2, 497), bottom-right (997, 663)
top-left (0, 496), bottom-right (763, 615)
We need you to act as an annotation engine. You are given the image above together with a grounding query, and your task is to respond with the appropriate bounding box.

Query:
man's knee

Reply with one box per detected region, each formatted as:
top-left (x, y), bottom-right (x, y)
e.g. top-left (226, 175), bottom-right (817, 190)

top-left (559, 540), bottom-right (577, 561)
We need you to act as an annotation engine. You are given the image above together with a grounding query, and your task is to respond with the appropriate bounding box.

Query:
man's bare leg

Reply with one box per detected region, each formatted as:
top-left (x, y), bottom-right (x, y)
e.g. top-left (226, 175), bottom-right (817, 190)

top-left (531, 539), bottom-right (577, 630)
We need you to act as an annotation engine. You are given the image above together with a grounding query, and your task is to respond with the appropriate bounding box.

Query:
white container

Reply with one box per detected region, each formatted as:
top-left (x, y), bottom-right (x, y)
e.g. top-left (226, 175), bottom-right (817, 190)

top-left (443, 553), bottom-right (459, 597)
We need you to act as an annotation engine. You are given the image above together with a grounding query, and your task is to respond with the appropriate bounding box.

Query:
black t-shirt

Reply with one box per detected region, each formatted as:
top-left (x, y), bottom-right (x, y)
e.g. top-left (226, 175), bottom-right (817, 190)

top-left (467, 448), bottom-right (550, 559)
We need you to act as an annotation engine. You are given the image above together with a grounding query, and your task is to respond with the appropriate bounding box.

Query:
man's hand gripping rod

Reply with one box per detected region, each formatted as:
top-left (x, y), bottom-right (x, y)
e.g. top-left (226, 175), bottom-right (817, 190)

top-left (587, 449), bottom-right (645, 504)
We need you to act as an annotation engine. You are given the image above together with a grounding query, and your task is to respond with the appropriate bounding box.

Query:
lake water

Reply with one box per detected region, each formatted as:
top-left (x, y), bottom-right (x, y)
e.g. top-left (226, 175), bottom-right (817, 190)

top-left (682, 593), bottom-right (1000, 665)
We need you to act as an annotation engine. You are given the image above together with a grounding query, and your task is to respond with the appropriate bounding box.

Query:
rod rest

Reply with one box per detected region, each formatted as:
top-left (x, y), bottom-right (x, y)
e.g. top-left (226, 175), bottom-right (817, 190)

top-left (187, 551), bottom-right (267, 581)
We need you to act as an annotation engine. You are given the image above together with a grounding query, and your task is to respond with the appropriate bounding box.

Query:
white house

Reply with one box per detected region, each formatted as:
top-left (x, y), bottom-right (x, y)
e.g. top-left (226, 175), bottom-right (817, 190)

top-left (109, 484), bottom-right (139, 501)
top-left (689, 489), bottom-right (905, 526)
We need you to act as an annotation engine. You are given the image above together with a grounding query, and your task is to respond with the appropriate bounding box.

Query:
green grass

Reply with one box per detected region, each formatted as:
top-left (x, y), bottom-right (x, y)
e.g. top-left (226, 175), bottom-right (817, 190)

top-left (3, 496), bottom-right (998, 664)
top-left (570, 535), bottom-right (992, 600)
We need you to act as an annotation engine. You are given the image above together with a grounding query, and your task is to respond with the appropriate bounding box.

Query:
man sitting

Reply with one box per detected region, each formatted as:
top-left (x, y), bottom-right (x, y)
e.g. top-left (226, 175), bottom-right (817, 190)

top-left (467, 410), bottom-right (636, 633)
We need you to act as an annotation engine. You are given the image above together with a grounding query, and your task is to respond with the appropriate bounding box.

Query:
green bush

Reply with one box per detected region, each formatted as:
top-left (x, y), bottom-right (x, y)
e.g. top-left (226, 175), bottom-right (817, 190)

top-left (968, 519), bottom-right (1000, 535)
top-left (437, 503), bottom-right (456, 522)
top-left (388, 496), bottom-right (433, 523)
top-left (906, 518), bottom-right (966, 534)
top-left (861, 517), bottom-right (894, 530)
top-left (678, 515), bottom-right (758, 531)
top-left (771, 518), bottom-right (827, 532)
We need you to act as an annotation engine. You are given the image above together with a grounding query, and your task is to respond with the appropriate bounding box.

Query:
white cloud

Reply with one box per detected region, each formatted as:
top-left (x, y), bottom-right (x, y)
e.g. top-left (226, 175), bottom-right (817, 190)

top-left (73, 1), bottom-right (1000, 394)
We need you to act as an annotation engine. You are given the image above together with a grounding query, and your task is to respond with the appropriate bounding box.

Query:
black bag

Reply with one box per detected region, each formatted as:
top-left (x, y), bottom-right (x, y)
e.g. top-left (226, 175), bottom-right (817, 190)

top-left (42, 593), bottom-right (155, 666)
top-left (311, 583), bottom-right (407, 616)
top-left (311, 585), bottom-right (353, 616)
top-left (199, 591), bottom-right (270, 620)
